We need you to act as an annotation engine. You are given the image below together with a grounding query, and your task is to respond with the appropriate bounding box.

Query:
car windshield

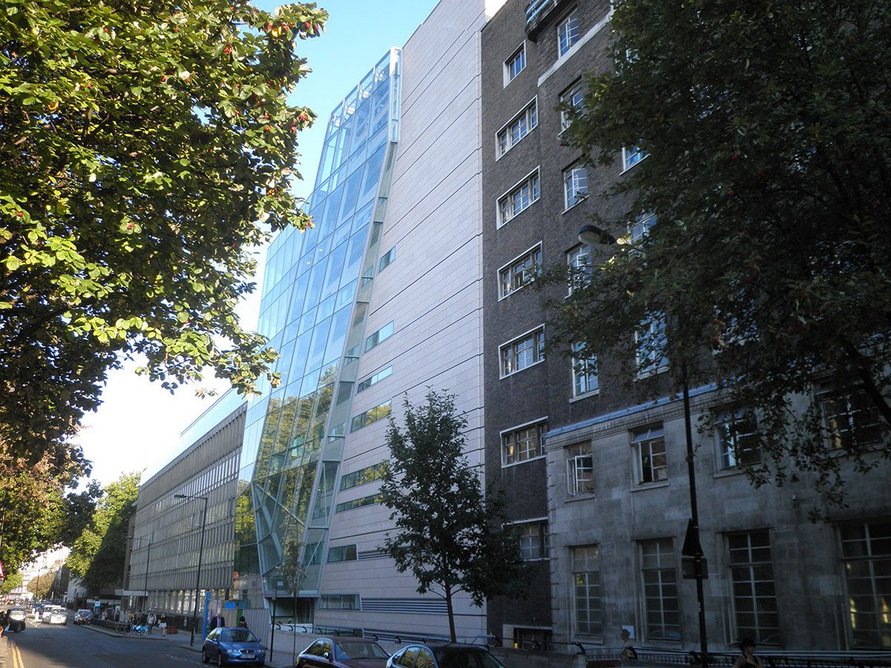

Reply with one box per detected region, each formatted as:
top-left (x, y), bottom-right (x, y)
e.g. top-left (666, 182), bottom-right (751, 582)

top-left (339, 640), bottom-right (389, 659)
top-left (10, 610), bottom-right (25, 618)
top-left (221, 629), bottom-right (257, 643)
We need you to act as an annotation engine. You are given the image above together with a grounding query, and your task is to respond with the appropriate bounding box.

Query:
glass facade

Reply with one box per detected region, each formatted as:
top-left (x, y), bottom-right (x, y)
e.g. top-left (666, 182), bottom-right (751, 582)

top-left (232, 49), bottom-right (402, 614)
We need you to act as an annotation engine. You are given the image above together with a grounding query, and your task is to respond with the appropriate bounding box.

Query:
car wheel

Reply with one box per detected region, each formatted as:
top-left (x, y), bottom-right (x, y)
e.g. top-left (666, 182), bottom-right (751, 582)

top-left (216, 653), bottom-right (224, 667)
top-left (202, 649), bottom-right (210, 664)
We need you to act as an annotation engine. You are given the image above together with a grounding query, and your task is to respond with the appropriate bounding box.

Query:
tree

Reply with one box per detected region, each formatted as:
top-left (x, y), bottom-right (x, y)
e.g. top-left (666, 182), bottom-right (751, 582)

top-left (67, 473), bottom-right (139, 594)
top-left (380, 390), bottom-right (528, 642)
top-left (0, 571), bottom-right (23, 596)
top-left (0, 0), bottom-right (328, 481)
top-left (27, 567), bottom-right (58, 600)
top-left (547, 0), bottom-right (891, 504)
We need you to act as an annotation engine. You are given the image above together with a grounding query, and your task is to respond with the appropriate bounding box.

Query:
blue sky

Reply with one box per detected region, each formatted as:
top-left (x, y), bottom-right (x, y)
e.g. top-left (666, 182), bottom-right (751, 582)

top-left (76, 0), bottom-right (440, 487)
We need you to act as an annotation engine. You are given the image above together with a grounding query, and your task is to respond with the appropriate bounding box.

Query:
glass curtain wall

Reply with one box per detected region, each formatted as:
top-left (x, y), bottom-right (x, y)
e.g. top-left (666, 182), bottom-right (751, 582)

top-left (232, 50), bottom-right (401, 617)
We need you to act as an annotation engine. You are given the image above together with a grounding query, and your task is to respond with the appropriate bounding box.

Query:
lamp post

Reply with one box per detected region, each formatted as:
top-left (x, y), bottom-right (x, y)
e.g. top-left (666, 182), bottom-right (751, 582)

top-left (579, 225), bottom-right (709, 665)
top-left (175, 493), bottom-right (208, 647)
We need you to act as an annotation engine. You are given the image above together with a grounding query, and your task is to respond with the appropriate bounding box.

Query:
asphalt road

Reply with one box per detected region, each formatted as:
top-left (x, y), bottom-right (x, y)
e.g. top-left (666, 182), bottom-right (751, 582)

top-left (6, 622), bottom-right (202, 668)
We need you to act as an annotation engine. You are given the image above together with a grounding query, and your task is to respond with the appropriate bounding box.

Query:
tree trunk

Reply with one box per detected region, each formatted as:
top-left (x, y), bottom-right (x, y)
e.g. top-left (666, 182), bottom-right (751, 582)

top-left (445, 586), bottom-right (456, 643)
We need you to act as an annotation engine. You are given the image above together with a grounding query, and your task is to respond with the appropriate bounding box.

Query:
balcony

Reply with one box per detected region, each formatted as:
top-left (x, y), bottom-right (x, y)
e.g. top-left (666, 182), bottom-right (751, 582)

top-left (525, 0), bottom-right (569, 40)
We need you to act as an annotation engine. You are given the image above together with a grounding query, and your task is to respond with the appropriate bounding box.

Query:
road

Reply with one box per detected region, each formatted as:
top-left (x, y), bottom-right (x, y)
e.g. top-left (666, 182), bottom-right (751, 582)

top-left (5, 622), bottom-right (202, 668)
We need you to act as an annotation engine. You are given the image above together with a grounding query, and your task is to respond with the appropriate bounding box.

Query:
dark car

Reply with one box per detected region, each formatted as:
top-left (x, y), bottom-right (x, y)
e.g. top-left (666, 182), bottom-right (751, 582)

top-left (74, 609), bottom-right (93, 625)
top-left (201, 626), bottom-right (266, 666)
top-left (7, 608), bottom-right (26, 632)
top-left (386, 642), bottom-right (505, 668)
top-left (296, 636), bottom-right (390, 667)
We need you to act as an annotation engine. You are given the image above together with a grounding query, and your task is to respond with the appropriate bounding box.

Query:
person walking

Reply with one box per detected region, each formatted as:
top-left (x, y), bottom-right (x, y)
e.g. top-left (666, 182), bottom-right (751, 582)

top-left (158, 612), bottom-right (167, 637)
top-left (146, 610), bottom-right (156, 635)
top-left (210, 611), bottom-right (226, 630)
top-left (734, 639), bottom-right (764, 668)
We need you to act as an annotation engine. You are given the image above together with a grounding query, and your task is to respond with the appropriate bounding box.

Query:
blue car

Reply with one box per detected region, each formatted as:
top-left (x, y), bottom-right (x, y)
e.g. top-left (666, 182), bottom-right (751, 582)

top-left (201, 626), bottom-right (266, 666)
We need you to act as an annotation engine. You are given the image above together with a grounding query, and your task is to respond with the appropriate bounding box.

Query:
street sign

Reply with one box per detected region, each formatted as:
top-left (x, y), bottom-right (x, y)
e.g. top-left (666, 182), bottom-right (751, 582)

top-left (682, 556), bottom-right (708, 580)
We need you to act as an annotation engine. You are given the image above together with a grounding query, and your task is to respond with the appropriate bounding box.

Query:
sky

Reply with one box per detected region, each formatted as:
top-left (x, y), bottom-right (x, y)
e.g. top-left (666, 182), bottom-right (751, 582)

top-left (75, 0), bottom-right (440, 488)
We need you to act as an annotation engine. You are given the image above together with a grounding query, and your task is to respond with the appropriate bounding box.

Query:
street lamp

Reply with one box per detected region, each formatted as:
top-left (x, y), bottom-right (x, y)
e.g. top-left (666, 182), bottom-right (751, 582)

top-left (578, 225), bottom-right (709, 665)
top-left (175, 493), bottom-right (208, 647)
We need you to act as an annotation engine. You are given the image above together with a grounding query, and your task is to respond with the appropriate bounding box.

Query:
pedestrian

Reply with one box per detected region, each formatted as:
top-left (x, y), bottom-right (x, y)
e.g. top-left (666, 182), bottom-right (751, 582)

top-left (147, 610), bottom-right (156, 635)
top-left (237, 615), bottom-right (248, 628)
top-left (734, 639), bottom-right (764, 668)
top-left (158, 612), bottom-right (167, 637)
top-left (620, 628), bottom-right (638, 661)
top-left (210, 611), bottom-right (226, 630)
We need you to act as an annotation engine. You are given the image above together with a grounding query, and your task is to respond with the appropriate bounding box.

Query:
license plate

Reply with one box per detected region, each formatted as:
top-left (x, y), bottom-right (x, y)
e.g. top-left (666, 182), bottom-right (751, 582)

top-left (243, 651), bottom-right (254, 657)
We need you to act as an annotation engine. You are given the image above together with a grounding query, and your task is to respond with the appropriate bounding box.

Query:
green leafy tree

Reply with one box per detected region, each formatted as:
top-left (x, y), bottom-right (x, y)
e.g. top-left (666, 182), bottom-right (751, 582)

top-left (548, 0), bottom-right (891, 503)
top-left (0, 571), bottom-right (23, 595)
top-left (27, 567), bottom-right (58, 600)
top-left (67, 473), bottom-right (140, 594)
top-left (0, 0), bottom-right (328, 481)
top-left (380, 390), bottom-right (528, 642)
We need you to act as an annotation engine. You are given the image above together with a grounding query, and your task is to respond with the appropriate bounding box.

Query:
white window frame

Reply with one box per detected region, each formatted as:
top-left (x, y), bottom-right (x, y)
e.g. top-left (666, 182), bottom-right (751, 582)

top-left (504, 42), bottom-right (526, 85)
top-left (566, 442), bottom-right (595, 496)
top-left (571, 342), bottom-right (598, 397)
top-left (356, 365), bottom-right (393, 394)
top-left (557, 11), bottom-right (580, 58)
top-left (364, 321), bottom-right (394, 352)
top-left (715, 410), bottom-right (760, 469)
top-left (632, 425), bottom-right (668, 485)
top-left (496, 97), bottom-right (538, 158)
top-left (499, 325), bottom-right (545, 378)
top-left (497, 168), bottom-right (540, 227)
top-left (500, 418), bottom-right (548, 467)
top-left (572, 545), bottom-right (603, 638)
top-left (349, 400), bottom-right (391, 432)
top-left (635, 312), bottom-right (668, 378)
top-left (511, 519), bottom-right (549, 561)
top-left (622, 145), bottom-right (648, 172)
top-left (566, 243), bottom-right (592, 295)
top-left (498, 243), bottom-right (542, 300)
top-left (378, 246), bottom-right (396, 272)
top-left (559, 80), bottom-right (585, 132)
top-left (816, 384), bottom-right (883, 451)
top-left (563, 162), bottom-right (589, 210)
top-left (639, 538), bottom-right (681, 641)
top-left (629, 212), bottom-right (656, 245)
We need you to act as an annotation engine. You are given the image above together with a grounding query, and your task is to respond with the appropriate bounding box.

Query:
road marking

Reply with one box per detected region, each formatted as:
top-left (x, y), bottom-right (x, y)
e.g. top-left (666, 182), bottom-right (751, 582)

top-left (10, 639), bottom-right (24, 668)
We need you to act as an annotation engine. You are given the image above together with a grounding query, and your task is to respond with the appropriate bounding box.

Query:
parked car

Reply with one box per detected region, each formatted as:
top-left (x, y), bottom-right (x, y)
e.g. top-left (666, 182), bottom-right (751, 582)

top-left (296, 636), bottom-right (390, 667)
top-left (7, 608), bottom-right (27, 632)
top-left (201, 626), bottom-right (266, 666)
top-left (386, 642), bottom-right (505, 668)
top-left (74, 609), bottom-right (93, 625)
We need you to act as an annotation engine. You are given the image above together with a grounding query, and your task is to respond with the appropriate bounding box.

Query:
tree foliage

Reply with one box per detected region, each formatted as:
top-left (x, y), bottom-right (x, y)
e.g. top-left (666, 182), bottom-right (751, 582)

top-left (0, 0), bottom-right (328, 480)
top-left (0, 571), bottom-right (23, 595)
top-left (380, 390), bottom-right (528, 642)
top-left (67, 472), bottom-right (139, 594)
top-left (26, 567), bottom-right (58, 600)
top-left (548, 0), bottom-right (891, 503)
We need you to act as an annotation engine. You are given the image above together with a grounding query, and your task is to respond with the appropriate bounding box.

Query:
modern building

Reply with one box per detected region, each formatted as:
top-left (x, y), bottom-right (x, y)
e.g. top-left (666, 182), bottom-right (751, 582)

top-left (481, 0), bottom-right (891, 654)
top-left (127, 391), bottom-right (244, 622)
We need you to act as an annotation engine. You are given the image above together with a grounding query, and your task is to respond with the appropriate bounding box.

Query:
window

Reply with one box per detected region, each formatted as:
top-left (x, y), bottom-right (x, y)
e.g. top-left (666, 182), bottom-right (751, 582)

top-left (623, 146), bottom-right (648, 171)
top-left (571, 342), bottom-right (598, 397)
top-left (818, 385), bottom-right (883, 451)
top-left (499, 244), bottom-right (542, 299)
top-left (497, 170), bottom-right (540, 226)
top-left (327, 544), bottom-right (357, 563)
top-left (716, 411), bottom-right (760, 469)
top-left (728, 530), bottom-right (780, 645)
top-left (356, 366), bottom-right (393, 393)
top-left (319, 594), bottom-right (360, 610)
top-left (557, 11), bottom-right (580, 57)
top-left (501, 420), bottom-right (546, 466)
top-left (633, 425), bottom-right (667, 484)
top-left (335, 493), bottom-right (382, 513)
top-left (364, 321), bottom-right (394, 352)
top-left (505, 43), bottom-right (526, 83)
top-left (840, 520), bottom-right (891, 648)
top-left (566, 243), bottom-right (592, 294)
top-left (630, 212), bottom-right (656, 245)
top-left (516, 521), bottom-right (549, 560)
top-left (499, 326), bottom-right (545, 377)
top-left (636, 312), bottom-right (668, 377)
top-left (340, 461), bottom-right (388, 490)
top-left (640, 539), bottom-right (681, 641)
top-left (572, 545), bottom-right (603, 637)
top-left (497, 99), bottom-right (538, 157)
top-left (563, 162), bottom-right (589, 209)
top-left (350, 400), bottom-right (391, 432)
top-left (378, 246), bottom-right (396, 272)
top-left (566, 443), bottom-right (594, 496)
top-left (560, 80), bottom-right (585, 132)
